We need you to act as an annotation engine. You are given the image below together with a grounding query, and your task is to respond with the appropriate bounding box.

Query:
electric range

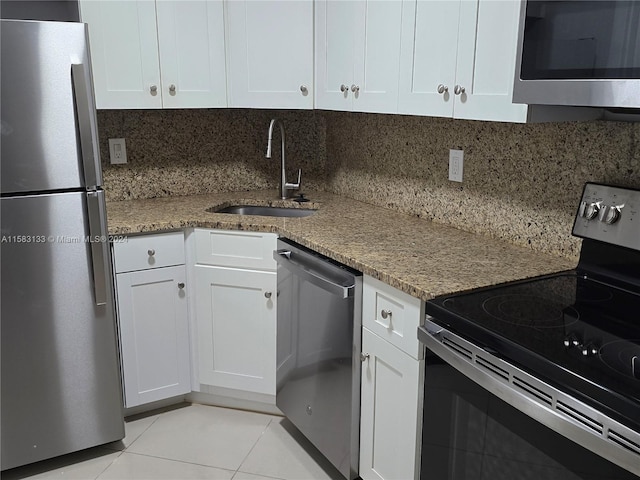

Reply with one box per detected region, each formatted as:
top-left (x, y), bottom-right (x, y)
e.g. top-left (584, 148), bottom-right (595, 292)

top-left (419, 183), bottom-right (640, 478)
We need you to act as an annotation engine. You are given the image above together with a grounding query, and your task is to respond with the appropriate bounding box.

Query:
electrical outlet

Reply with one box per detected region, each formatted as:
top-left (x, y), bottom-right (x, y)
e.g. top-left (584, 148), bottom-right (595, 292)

top-left (449, 149), bottom-right (463, 182)
top-left (108, 138), bottom-right (127, 165)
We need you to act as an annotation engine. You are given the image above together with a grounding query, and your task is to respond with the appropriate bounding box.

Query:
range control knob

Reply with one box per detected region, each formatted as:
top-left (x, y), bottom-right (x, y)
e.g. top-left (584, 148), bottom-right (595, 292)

top-left (581, 343), bottom-right (599, 357)
top-left (584, 202), bottom-right (601, 220)
top-left (578, 201), bottom-right (588, 218)
top-left (563, 333), bottom-right (581, 349)
top-left (602, 205), bottom-right (622, 225)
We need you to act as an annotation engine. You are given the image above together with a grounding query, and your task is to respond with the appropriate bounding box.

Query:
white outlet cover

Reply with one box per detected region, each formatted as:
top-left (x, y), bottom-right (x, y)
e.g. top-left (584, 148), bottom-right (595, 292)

top-left (108, 138), bottom-right (127, 165)
top-left (449, 149), bottom-right (463, 182)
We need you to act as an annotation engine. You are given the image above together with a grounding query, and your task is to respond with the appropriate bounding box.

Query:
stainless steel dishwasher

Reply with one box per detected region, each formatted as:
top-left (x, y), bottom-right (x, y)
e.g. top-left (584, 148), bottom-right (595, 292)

top-left (274, 239), bottom-right (362, 480)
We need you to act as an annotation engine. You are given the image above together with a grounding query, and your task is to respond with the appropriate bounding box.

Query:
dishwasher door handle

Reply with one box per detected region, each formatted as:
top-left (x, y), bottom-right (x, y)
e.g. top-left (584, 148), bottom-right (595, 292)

top-left (274, 249), bottom-right (354, 298)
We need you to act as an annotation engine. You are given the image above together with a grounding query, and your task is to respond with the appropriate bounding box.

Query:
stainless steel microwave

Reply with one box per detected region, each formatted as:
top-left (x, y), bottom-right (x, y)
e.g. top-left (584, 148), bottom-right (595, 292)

top-left (513, 0), bottom-right (640, 109)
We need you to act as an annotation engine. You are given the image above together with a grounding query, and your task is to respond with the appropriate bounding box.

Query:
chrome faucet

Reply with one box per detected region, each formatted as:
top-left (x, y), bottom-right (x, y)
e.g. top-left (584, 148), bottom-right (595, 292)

top-left (266, 118), bottom-right (301, 200)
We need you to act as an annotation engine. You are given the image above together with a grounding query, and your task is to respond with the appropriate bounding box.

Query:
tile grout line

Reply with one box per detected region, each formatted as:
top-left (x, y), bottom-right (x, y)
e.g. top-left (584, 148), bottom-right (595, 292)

top-left (95, 413), bottom-right (164, 479)
top-left (232, 417), bottom-right (284, 479)
top-left (122, 413), bottom-right (163, 452)
top-left (93, 450), bottom-right (124, 480)
top-left (113, 450), bottom-right (237, 474)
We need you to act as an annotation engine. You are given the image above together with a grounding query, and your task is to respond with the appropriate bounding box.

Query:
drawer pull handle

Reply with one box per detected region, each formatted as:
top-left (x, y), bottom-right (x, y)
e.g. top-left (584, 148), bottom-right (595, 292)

top-left (148, 249), bottom-right (155, 256)
top-left (264, 291), bottom-right (272, 299)
top-left (381, 309), bottom-right (392, 319)
top-left (178, 283), bottom-right (185, 289)
top-left (360, 352), bottom-right (370, 362)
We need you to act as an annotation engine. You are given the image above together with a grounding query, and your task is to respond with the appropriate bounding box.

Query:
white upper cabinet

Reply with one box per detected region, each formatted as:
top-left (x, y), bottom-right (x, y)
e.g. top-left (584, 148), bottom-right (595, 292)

top-left (80, 1), bottom-right (161, 109)
top-left (226, 0), bottom-right (313, 109)
top-left (80, 0), bottom-right (226, 109)
top-left (398, 0), bottom-right (528, 122)
top-left (397, 0), bottom-right (459, 118)
top-left (315, 0), bottom-right (404, 114)
top-left (156, 1), bottom-right (227, 108)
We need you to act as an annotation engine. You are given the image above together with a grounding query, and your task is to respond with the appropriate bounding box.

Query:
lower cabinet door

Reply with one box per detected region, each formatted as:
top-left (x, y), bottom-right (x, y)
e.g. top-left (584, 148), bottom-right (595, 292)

top-left (195, 265), bottom-right (276, 395)
top-left (117, 265), bottom-right (191, 408)
top-left (360, 327), bottom-right (423, 480)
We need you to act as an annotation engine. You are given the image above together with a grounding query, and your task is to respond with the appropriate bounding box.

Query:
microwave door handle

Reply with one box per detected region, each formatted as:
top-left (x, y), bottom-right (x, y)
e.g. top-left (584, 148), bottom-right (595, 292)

top-left (71, 63), bottom-right (102, 189)
top-left (87, 191), bottom-right (109, 306)
top-left (274, 249), bottom-right (354, 298)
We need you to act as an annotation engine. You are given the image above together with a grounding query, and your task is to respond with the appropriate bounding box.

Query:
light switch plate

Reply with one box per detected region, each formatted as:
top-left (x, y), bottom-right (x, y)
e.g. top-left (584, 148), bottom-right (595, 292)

top-left (109, 138), bottom-right (127, 165)
top-left (449, 149), bottom-right (463, 182)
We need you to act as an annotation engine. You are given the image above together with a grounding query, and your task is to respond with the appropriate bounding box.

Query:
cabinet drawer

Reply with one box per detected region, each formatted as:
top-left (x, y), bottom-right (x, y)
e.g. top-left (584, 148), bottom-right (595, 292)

top-left (194, 229), bottom-right (277, 270)
top-left (362, 275), bottom-right (424, 359)
top-left (113, 232), bottom-right (185, 273)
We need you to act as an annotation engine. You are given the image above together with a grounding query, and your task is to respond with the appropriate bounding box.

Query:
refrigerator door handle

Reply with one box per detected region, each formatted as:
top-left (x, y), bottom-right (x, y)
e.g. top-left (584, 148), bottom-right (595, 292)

top-left (71, 63), bottom-right (102, 189)
top-left (87, 191), bottom-right (110, 306)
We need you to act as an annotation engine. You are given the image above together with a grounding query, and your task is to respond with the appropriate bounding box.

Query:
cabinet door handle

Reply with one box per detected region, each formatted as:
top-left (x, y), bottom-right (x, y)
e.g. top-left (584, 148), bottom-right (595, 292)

top-left (360, 352), bottom-right (370, 362)
top-left (454, 85), bottom-right (465, 95)
top-left (169, 84), bottom-right (176, 94)
top-left (150, 84), bottom-right (158, 94)
top-left (264, 291), bottom-right (272, 299)
top-left (340, 84), bottom-right (349, 93)
top-left (178, 283), bottom-right (185, 289)
top-left (437, 84), bottom-right (448, 94)
top-left (351, 84), bottom-right (360, 93)
top-left (381, 309), bottom-right (392, 319)
top-left (300, 85), bottom-right (308, 94)
top-left (147, 249), bottom-right (155, 256)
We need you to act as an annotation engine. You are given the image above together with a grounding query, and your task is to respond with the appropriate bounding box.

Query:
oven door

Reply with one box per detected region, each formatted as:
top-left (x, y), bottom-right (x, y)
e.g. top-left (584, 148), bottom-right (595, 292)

top-left (418, 320), bottom-right (640, 479)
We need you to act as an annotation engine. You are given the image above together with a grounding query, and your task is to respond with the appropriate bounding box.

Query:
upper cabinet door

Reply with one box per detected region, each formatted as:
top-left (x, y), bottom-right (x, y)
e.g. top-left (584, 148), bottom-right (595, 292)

top-left (156, 1), bottom-right (227, 108)
top-left (316, 0), bottom-right (403, 114)
top-left (398, 0), bottom-right (528, 122)
top-left (315, 0), bottom-right (357, 111)
top-left (453, 0), bottom-right (528, 122)
top-left (397, 0), bottom-right (460, 117)
top-left (80, 1), bottom-right (162, 109)
top-left (226, 0), bottom-right (313, 109)
top-left (352, 0), bottom-right (404, 114)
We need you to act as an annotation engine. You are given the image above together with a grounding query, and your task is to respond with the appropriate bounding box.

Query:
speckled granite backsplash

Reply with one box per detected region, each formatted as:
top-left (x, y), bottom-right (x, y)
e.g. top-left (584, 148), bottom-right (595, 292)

top-left (97, 109), bottom-right (326, 201)
top-left (323, 112), bottom-right (640, 260)
top-left (98, 109), bottom-right (640, 260)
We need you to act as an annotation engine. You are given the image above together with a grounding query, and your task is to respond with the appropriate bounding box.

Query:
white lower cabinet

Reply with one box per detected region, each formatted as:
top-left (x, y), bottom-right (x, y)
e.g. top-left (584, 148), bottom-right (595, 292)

top-left (360, 274), bottom-right (424, 480)
top-left (360, 328), bottom-right (423, 480)
top-left (194, 265), bottom-right (276, 395)
top-left (113, 233), bottom-right (191, 408)
top-left (192, 229), bottom-right (278, 398)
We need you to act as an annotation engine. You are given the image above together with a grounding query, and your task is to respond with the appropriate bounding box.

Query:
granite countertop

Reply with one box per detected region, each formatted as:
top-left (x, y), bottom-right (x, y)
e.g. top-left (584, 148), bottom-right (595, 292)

top-left (106, 190), bottom-right (576, 301)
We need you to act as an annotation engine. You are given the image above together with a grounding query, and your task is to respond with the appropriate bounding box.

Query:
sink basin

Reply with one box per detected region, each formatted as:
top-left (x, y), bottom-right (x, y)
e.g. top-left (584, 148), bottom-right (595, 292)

top-left (211, 205), bottom-right (316, 218)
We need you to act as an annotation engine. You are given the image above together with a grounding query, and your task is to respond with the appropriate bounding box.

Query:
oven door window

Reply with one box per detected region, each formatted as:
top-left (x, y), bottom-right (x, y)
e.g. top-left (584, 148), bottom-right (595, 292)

top-left (521, 1), bottom-right (640, 79)
top-left (421, 349), bottom-right (638, 480)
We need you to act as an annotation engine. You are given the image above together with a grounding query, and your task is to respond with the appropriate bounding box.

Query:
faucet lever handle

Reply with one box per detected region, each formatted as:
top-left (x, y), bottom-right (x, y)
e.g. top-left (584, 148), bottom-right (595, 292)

top-left (285, 169), bottom-right (302, 190)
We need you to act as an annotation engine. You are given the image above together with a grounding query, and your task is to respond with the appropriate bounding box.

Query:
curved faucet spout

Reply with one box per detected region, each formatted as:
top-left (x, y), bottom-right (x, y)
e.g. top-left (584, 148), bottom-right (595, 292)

top-left (265, 118), bottom-right (300, 199)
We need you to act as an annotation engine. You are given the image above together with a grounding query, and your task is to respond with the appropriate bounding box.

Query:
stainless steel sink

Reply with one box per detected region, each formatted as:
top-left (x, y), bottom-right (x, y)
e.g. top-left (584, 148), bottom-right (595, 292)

top-left (211, 205), bottom-right (316, 218)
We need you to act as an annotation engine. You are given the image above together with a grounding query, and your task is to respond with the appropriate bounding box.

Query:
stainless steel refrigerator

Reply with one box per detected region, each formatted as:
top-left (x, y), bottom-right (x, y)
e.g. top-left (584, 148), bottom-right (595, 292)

top-left (1, 19), bottom-right (124, 471)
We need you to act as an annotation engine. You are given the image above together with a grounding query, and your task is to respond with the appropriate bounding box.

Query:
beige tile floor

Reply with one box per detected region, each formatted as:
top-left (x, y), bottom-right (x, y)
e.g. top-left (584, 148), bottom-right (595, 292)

top-left (2, 404), bottom-right (345, 480)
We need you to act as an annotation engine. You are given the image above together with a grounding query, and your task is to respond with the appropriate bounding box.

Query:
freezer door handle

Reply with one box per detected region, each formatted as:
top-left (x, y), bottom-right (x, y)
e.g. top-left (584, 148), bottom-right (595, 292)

top-left (87, 191), bottom-right (110, 306)
top-left (71, 63), bottom-right (102, 189)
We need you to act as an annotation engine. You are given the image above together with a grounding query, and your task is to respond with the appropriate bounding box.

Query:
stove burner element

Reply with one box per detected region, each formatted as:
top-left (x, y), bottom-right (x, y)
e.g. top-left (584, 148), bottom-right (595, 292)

top-left (576, 281), bottom-right (615, 303)
top-left (482, 294), bottom-right (579, 329)
top-left (599, 340), bottom-right (640, 380)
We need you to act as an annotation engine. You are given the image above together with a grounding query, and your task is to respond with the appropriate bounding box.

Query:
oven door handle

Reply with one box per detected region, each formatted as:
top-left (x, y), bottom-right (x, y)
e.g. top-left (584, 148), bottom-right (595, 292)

top-left (274, 249), bottom-right (354, 298)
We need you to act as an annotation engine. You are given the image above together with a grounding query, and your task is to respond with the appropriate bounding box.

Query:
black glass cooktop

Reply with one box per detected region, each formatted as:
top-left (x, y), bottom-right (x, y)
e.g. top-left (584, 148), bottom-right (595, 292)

top-left (426, 271), bottom-right (640, 432)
